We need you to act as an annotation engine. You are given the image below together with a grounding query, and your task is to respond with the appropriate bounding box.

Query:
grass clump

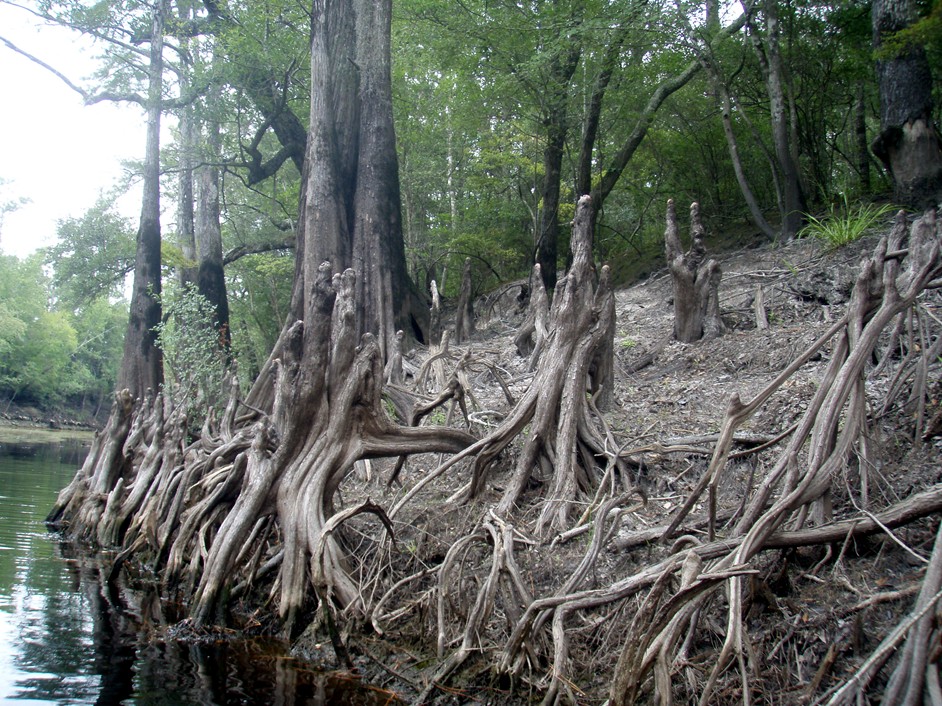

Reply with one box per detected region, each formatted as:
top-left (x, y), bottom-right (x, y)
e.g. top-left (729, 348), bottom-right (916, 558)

top-left (799, 197), bottom-right (896, 250)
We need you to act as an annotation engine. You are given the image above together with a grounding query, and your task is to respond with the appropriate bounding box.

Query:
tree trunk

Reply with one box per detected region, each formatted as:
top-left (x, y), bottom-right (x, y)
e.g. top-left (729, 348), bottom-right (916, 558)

top-left (872, 0), bottom-right (942, 208)
top-left (469, 195), bottom-right (620, 537)
top-left (856, 82), bottom-right (871, 193)
top-left (665, 200), bottom-right (725, 343)
top-left (196, 99), bottom-right (230, 350)
top-left (454, 257), bottom-right (474, 343)
top-left (535, 44), bottom-right (582, 296)
top-left (187, 266), bottom-right (474, 634)
top-left (514, 264), bottom-right (550, 366)
top-left (575, 35), bottom-right (624, 198)
top-left (177, 101), bottom-right (197, 287)
top-left (751, 0), bottom-right (807, 240)
top-left (117, 0), bottom-right (166, 399)
top-left (703, 56), bottom-right (777, 239)
top-left (176, 1), bottom-right (197, 287)
top-left (262, 0), bottom-right (421, 372)
top-left (589, 17), bottom-right (742, 214)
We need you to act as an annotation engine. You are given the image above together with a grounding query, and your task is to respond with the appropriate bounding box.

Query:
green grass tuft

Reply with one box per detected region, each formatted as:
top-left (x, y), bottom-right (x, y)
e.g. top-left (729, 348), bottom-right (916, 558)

top-left (799, 197), bottom-right (897, 250)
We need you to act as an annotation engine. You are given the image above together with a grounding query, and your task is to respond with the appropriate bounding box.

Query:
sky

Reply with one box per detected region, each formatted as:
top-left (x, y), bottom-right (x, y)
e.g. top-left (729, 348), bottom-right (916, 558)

top-left (0, 3), bottom-right (145, 258)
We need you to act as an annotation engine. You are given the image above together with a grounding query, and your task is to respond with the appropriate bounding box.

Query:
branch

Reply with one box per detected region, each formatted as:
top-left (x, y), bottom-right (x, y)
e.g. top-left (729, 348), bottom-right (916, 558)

top-left (0, 32), bottom-right (152, 107)
top-left (223, 236), bottom-right (296, 265)
top-left (84, 90), bottom-right (147, 107)
top-left (0, 34), bottom-right (89, 100)
top-left (592, 11), bottom-right (750, 207)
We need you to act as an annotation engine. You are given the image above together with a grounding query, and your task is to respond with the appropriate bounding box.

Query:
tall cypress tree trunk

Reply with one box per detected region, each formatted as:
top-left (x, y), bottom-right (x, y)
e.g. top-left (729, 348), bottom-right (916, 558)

top-left (536, 113), bottom-right (568, 294)
top-left (351, 0), bottom-right (413, 357)
top-left (196, 101), bottom-right (229, 349)
top-left (117, 0), bottom-right (166, 399)
top-left (177, 104), bottom-right (197, 287)
top-left (175, 0), bottom-right (197, 287)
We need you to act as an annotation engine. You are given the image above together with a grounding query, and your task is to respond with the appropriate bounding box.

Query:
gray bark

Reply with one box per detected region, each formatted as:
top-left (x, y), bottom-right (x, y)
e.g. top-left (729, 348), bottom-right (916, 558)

top-left (665, 200), bottom-right (725, 343)
top-left (117, 0), bottom-right (166, 399)
top-left (872, 0), bottom-right (942, 208)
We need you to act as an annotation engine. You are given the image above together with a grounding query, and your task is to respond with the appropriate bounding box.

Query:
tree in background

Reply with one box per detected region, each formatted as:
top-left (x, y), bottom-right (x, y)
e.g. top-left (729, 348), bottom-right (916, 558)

top-left (0, 0), bottom-right (928, 420)
top-left (46, 199), bottom-right (136, 303)
top-left (0, 252), bottom-right (124, 414)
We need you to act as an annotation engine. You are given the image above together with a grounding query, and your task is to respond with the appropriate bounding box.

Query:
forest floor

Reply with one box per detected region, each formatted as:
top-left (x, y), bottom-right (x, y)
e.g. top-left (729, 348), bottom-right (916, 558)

top-left (295, 223), bottom-right (942, 704)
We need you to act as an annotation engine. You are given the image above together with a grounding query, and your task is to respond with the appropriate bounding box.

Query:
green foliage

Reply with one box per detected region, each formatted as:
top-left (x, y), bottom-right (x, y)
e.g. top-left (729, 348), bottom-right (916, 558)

top-left (160, 241), bottom-right (197, 272)
top-left (0, 253), bottom-right (123, 410)
top-left (0, 177), bottom-right (30, 236)
top-left (153, 285), bottom-right (229, 419)
top-left (226, 253), bottom-right (293, 389)
top-left (876, 0), bottom-right (942, 60)
top-left (45, 198), bottom-right (135, 305)
top-left (799, 198), bottom-right (897, 250)
top-left (68, 297), bottom-right (128, 411)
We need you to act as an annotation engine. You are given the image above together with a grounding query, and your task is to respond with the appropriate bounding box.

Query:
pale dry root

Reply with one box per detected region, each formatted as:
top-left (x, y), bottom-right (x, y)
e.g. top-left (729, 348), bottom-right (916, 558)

top-left (466, 195), bottom-right (622, 538)
top-left (50, 209), bottom-right (942, 706)
top-left (613, 208), bottom-right (942, 706)
top-left (52, 261), bottom-right (475, 643)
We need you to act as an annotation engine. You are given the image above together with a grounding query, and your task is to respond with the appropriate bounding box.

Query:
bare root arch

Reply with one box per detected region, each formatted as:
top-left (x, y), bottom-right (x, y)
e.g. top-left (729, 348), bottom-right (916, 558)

top-left (48, 208), bottom-right (942, 706)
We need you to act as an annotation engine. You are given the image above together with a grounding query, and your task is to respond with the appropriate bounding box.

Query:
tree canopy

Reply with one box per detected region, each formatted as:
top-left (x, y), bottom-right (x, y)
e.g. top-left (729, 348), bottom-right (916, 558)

top-left (0, 0), bottom-right (938, 409)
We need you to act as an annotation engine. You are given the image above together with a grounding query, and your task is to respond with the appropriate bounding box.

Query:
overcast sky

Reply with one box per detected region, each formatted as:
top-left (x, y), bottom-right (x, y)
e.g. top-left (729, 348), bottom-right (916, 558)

top-left (0, 3), bottom-right (145, 258)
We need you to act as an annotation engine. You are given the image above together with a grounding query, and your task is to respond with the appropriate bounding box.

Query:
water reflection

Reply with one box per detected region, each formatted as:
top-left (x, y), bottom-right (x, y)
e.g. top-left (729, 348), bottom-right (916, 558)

top-left (0, 434), bottom-right (399, 705)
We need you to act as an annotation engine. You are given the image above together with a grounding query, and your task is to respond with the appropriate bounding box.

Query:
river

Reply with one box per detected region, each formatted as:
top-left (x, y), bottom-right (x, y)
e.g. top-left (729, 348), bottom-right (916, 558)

top-left (0, 428), bottom-right (397, 705)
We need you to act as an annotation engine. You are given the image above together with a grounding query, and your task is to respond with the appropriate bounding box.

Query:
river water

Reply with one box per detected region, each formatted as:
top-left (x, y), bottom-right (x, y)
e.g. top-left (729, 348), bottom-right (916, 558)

top-left (0, 430), bottom-right (396, 705)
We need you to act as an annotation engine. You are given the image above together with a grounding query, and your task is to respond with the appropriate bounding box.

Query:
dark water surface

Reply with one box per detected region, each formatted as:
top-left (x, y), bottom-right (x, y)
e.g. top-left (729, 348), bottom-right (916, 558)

top-left (0, 431), bottom-right (396, 705)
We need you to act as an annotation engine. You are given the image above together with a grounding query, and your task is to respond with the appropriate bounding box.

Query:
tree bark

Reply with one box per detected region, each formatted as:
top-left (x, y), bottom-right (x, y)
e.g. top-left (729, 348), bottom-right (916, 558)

top-left (177, 100), bottom-right (198, 287)
top-left (514, 264), bottom-right (550, 366)
top-left (872, 0), bottom-right (942, 208)
top-left (701, 54), bottom-right (776, 239)
top-left (469, 195), bottom-right (620, 537)
top-left (747, 0), bottom-right (807, 240)
top-left (277, 0), bottom-right (421, 362)
top-left (855, 82), bottom-right (871, 193)
top-left (196, 95), bottom-right (230, 350)
top-left (117, 0), bottom-right (167, 399)
top-left (535, 41), bottom-right (582, 296)
top-left (454, 257), bottom-right (474, 343)
top-left (665, 200), bottom-right (725, 343)
top-left (575, 36), bottom-right (624, 198)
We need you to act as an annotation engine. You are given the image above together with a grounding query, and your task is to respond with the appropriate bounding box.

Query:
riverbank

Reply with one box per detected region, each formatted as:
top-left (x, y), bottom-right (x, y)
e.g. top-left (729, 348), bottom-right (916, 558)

top-left (0, 402), bottom-right (101, 435)
top-left (0, 424), bottom-right (94, 443)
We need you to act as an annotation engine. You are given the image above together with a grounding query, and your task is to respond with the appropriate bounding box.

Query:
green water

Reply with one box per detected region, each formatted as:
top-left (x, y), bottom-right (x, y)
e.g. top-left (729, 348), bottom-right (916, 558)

top-left (0, 431), bottom-right (396, 705)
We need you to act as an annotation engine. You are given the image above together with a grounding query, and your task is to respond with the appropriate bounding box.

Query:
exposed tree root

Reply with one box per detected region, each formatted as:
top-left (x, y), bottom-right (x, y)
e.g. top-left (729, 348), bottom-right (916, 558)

top-left (467, 195), bottom-right (621, 537)
top-left (665, 200), bottom-right (725, 342)
top-left (49, 208), bottom-right (942, 705)
top-left (50, 262), bottom-right (476, 640)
